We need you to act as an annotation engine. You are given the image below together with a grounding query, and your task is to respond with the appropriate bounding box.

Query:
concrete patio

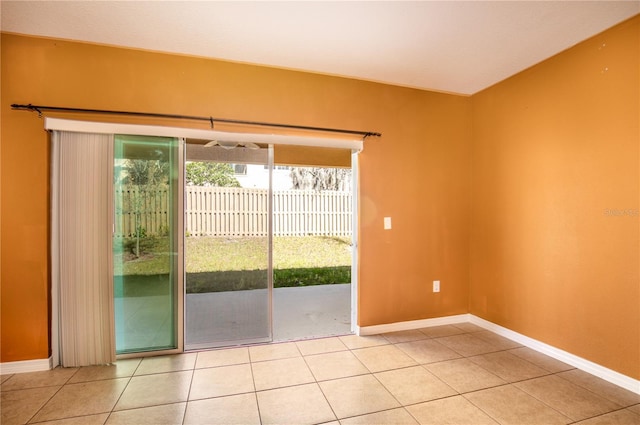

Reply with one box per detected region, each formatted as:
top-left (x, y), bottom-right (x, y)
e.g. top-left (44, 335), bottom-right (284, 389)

top-left (116, 284), bottom-right (352, 352)
top-left (186, 284), bottom-right (352, 349)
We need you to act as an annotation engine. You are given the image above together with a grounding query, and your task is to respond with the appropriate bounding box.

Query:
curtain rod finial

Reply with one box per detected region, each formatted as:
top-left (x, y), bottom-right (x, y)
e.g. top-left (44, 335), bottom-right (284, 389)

top-left (11, 103), bottom-right (43, 118)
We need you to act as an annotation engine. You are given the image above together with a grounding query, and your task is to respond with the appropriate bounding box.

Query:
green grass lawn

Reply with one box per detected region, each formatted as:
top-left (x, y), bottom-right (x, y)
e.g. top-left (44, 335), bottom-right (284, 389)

top-left (114, 236), bottom-right (352, 293)
top-left (187, 235), bottom-right (352, 271)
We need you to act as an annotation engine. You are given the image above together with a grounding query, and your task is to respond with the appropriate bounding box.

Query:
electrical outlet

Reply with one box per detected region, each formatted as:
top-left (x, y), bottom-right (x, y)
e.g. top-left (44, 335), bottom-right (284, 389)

top-left (433, 280), bottom-right (440, 293)
top-left (384, 217), bottom-right (392, 230)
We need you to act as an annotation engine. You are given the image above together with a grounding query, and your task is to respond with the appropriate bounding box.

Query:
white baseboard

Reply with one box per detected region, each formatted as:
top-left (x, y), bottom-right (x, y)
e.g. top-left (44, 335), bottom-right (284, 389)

top-left (0, 357), bottom-right (53, 375)
top-left (357, 313), bottom-right (471, 335)
top-left (468, 315), bottom-right (640, 395)
top-left (356, 313), bottom-right (639, 395)
top-left (2, 316), bottom-right (638, 395)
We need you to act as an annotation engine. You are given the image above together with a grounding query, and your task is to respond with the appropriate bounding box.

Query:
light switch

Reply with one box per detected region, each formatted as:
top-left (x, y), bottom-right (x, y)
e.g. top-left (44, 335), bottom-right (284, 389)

top-left (384, 217), bottom-right (392, 230)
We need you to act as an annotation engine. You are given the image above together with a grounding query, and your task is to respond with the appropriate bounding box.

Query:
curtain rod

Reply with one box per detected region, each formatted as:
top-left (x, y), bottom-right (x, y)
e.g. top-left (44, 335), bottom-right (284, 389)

top-left (11, 103), bottom-right (381, 139)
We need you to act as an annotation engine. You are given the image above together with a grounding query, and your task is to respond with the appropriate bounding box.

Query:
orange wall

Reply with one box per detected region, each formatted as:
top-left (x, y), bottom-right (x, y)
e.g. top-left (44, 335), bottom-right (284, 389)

top-left (0, 33), bottom-right (472, 362)
top-left (470, 16), bottom-right (639, 379)
top-left (4, 16), bottom-right (637, 381)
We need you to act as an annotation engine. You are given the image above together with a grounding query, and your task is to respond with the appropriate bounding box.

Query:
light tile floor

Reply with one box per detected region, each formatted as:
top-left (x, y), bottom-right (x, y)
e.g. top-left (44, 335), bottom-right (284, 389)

top-left (2, 323), bottom-right (639, 425)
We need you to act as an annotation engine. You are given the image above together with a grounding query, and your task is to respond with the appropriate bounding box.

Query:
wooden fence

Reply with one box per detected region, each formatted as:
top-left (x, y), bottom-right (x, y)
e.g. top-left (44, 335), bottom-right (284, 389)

top-left (186, 187), bottom-right (269, 237)
top-left (114, 187), bottom-right (170, 238)
top-left (115, 186), bottom-right (352, 238)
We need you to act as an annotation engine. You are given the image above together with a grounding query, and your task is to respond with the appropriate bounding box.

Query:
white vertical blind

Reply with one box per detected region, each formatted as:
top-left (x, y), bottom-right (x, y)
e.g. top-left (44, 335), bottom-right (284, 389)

top-left (52, 131), bottom-right (115, 367)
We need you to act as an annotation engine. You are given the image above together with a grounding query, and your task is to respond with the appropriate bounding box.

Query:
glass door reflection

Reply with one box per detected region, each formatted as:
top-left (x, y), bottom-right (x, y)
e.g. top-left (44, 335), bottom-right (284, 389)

top-left (113, 135), bottom-right (180, 354)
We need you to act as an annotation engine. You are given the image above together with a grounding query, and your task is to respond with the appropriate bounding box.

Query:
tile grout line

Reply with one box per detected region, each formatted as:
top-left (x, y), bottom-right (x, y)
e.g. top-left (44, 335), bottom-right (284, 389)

top-left (181, 353), bottom-right (198, 425)
top-left (367, 364), bottom-right (417, 421)
top-left (248, 348), bottom-right (264, 425)
top-left (459, 391), bottom-right (504, 425)
top-left (103, 359), bottom-right (140, 423)
top-left (24, 366), bottom-right (81, 424)
top-left (297, 340), bottom-right (340, 424)
top-left (458, 372), bottom-right (590, 424)
top-left (324, 329), bottom-right (490, 423)
top-left (552, 370), bottom-right (637, 408)
top-left (508, 378), bottom-right (577, 423)
top-left (393, 328), bottom-right (569, 425)
top-left (344, 339), bottom-right (420, 421)
top-left (567, 405), bottom-right (640, 424)
top-left (383, 337), bottom-right (469, 424)
top-left (513, 370), bottom-right (633, 422)
top-left (10, 326), bottom-right (637, 424)
top-left (367, 345), bottom-right (416, 397)
top-left (441, 336), bottom-right (549, 425)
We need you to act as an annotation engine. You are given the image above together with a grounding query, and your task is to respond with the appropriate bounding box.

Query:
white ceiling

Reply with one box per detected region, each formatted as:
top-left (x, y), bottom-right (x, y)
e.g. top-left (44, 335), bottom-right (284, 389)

top-left (2, 1), bottom-right (638, 95)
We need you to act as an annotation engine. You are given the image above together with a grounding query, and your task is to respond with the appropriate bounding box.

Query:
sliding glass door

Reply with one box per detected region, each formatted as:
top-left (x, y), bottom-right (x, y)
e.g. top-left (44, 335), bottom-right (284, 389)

top-left (113, 135), bottom-right (182, 354)
top-left (184, 143), bottom-right (273, 349)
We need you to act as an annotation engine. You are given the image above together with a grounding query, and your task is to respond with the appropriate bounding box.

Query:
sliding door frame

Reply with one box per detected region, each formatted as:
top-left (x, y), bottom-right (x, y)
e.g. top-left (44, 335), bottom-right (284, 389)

top-left (45, 118), bottom-right (362, 364)
top-left (351, 150), bottom-right (359, 334)
top-left (115, 138), bottom-right (185, 360)
top-left (183, 143), bottom-right (274, 350)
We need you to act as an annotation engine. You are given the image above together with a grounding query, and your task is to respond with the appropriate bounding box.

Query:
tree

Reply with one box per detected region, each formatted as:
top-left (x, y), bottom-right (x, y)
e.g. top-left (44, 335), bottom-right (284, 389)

top-left (122, 159), bottom-right (169, 186)
top-left (290, 167), bottom-right (351, 191)
top-left (186, 162), bottom-right (241, 187)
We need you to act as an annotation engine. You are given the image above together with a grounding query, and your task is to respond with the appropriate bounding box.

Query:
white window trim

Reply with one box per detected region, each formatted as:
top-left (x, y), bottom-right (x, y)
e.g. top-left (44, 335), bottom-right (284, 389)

top-left (44, 118), bottom-right (364, 151)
